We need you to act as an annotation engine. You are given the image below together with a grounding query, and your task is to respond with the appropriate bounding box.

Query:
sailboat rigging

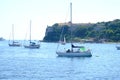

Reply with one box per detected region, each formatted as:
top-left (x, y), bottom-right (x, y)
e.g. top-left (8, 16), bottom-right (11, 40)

top-left (62, 36), bottom-right (66, 45)
top-left (8, 24), bottom-right (21, 47)
top-left (59, 26), bottom-right (66, 45)
top-left (24, 20), bottom-right (40, 49)
top-left (56, 2), bottom-right (92, 57)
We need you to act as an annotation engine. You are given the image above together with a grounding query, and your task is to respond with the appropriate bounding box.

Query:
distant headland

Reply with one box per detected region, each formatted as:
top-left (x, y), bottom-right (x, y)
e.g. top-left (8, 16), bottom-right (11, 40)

top-left (0, 37), bottom-right (5, 41)
top-left (43, 19), bottom-right (120, 43)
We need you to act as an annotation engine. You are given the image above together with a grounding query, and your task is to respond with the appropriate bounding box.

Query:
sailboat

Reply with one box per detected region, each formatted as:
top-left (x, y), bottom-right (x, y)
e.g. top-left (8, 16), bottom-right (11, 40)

top-left (24, 20), bottom-right (40, 49)
top-left (8, 24), bottom-right (21, 47)
top-left (56, 3), bottom-right (92, 57)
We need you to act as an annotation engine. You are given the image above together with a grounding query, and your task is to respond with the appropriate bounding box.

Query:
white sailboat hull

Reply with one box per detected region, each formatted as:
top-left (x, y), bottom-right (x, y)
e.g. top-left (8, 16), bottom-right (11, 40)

top-left (9, 43), bottom-right (21, 47)
top-left (24, 45), bottom-right (40, 49)
top-left (56, 51), bottom-right (92, 57)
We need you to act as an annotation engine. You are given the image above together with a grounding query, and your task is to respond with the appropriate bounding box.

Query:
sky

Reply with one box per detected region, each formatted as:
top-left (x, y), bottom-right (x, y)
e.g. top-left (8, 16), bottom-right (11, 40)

top-left (0, 0), bottom-right (120, 40)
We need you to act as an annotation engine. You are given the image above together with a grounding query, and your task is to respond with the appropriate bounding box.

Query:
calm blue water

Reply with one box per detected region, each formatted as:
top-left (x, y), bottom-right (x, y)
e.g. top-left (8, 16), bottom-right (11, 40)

top-left (0, 41), bottom-right (120, 80)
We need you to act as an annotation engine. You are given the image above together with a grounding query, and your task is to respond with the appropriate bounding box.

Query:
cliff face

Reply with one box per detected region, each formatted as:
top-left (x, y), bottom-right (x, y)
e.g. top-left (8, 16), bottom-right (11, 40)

top-left (43, 19), bottom-right (120, 42)
top-left (45, 26), bottom-right (53, 36)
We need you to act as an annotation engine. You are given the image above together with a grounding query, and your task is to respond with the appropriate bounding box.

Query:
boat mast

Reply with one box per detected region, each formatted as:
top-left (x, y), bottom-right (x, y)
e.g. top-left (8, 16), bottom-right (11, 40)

top-left (70, 2), bottom-right (73, 51)
top-left (12, 24), bottom-right (14, 43)
top-left (30, 20), bottom-right (31, 43)
top-left (70, 2), bottom-right (72, 24)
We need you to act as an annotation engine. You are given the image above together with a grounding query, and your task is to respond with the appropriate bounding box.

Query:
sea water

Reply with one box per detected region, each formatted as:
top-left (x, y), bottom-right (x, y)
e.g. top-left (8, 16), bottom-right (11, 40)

top-left (0, 41), bottom-right (120, 80)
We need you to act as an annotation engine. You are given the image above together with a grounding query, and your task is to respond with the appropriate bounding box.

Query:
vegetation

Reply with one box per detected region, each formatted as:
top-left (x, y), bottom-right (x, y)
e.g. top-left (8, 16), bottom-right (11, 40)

top-left (43, 19), bottom-right (120, 42)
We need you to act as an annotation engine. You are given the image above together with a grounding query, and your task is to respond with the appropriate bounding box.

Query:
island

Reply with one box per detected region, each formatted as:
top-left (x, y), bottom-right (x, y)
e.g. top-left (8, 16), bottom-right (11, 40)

top-left (43, 19), bottom-right (120, 43)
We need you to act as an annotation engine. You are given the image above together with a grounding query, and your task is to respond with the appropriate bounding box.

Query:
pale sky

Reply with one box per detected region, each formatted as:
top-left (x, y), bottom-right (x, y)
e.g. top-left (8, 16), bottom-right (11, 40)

top-left (0, 0), bottom-right (120, 40)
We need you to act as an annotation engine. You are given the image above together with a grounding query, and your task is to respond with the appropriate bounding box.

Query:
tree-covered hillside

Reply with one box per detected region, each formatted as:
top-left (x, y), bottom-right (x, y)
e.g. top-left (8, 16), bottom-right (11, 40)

top-left (43, 19), bottom-right (120, 42)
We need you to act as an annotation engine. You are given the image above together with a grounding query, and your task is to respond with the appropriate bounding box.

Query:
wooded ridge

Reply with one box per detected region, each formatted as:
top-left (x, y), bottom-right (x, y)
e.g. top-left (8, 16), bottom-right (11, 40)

top-left (43, 19), bottom-right (120, 42)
